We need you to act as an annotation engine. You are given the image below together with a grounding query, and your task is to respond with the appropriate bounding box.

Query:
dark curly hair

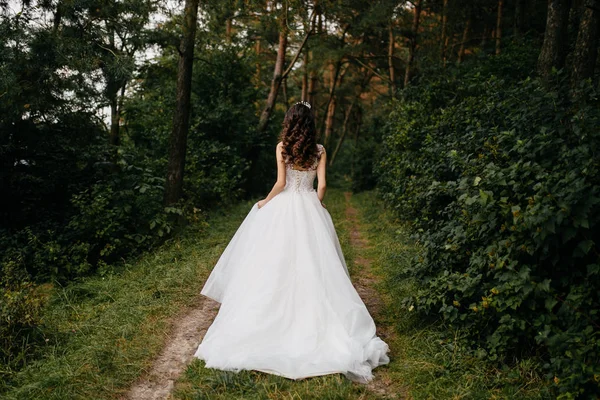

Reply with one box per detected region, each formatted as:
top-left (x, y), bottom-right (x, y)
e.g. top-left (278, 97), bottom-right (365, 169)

top-left (279, 102), bottom-right (320, 170)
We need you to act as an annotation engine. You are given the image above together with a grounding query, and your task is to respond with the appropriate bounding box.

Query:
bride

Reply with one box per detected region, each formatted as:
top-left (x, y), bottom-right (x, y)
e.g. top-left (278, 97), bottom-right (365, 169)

top-left (194, 101), bottom-right (389, 383)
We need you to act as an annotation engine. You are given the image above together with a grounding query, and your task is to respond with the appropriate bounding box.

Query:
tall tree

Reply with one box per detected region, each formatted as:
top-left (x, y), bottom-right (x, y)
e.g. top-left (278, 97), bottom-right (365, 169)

top-left (329, 70), bottom-right (373, 166)
top-left (49, 0), bottom-right (154, 148)
top-left (514, 0), bottom-right (525, 36)
top-left (257, 10), bottom-right (288, 133)
top-left (308, 4), bottom-right (322, 106)
top-left (257, 5), bottom-right (316, 132)
top-left (570, 0), bottom-right (600, 85)
top-left (323, 61), bottom-right (345, 147)
top-left (495, 0), bottom-right (504, 54)
top-left (404, 0), bottom-right (423, 86)
top-left (388, 20), bottom-right (397, 95)
top-left (302, 48), bottom-right (310, 101)
top-left (441, 0), bottom-right (449, 65)
top-left (164, 0), bottom-right (201, 205)
top-left (538, 0), bottom-right (572, 77)
top-left (457, 16), bottom-right (472, 64)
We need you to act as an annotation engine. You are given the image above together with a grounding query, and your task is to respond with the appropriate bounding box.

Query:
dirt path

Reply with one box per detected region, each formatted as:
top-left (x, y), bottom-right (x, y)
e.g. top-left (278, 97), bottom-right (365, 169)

top-left (343, 192), bottom-right (407, 400)
top-left (124, 296), bottom-right (219, 400)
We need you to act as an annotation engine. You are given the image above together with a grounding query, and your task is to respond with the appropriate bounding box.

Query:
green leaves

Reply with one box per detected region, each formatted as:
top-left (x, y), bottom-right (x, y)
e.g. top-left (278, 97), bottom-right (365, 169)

top-left (378, 60), bottom-right (600, 398)
top-left (573, 240), bottom-right (594, 258)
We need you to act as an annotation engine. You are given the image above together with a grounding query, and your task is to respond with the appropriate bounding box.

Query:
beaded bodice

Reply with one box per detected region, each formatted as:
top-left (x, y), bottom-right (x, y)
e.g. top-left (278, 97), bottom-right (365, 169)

top-left (283, 144), bottom-right (324, 193)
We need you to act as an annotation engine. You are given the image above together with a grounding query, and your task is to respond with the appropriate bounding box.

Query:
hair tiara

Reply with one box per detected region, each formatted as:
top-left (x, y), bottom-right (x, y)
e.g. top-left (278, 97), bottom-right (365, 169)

top-left (295, 101), bottom-right (311, 109)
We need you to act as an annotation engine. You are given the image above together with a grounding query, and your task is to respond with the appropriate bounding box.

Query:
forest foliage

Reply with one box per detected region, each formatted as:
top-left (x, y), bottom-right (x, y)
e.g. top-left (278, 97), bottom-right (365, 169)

top-left (1, 0), bottom-right (600, 398)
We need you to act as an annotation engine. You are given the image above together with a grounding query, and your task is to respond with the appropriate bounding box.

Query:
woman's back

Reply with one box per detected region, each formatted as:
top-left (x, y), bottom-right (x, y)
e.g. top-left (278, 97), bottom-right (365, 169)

top-left (283, 143), bottom-right (324, 193)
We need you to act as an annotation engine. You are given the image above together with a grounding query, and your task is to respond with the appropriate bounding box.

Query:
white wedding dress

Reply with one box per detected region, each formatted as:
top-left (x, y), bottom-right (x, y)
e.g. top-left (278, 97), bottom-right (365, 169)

top-left (194, 144), bottom-right (389, 383)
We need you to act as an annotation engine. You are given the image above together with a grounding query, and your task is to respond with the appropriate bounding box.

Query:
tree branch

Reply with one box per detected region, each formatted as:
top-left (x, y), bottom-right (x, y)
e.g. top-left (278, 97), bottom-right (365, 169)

top-left (281, 10), bottom-right (317, 79)
top-left (348, 56), bottom-right (391, 84)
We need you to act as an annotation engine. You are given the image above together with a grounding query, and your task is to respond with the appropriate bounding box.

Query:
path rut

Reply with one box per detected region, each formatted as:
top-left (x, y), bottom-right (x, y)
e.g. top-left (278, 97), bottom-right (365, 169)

top-left (344, 191), bottom-right (407, 400)
top-left (124, 296), bottom-right (219, 400)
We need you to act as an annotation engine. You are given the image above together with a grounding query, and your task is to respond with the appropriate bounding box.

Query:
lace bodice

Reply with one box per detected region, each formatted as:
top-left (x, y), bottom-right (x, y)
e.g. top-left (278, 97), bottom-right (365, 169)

top-left (284, 144), bottom-right (324, 193)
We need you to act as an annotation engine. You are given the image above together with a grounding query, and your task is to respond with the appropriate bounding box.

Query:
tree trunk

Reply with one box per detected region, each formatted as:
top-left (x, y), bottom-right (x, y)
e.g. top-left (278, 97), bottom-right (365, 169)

top-left (106, 27), bottom-right (120, 147)
top-left (254, 39), bottom-right (261, 85)
top-left (257, 27), bottom-right (287, 133)
top-left (388, 21), bottom-right (396, 95)
top-left (321, 60), bottom-right (344, 146)
top-left (329, 102), bottom-right (354, 166)
top-left (481, 24), bottom-right (489, 47)
top-left (308, 6), bottom-right (320, 106)
top-left (164, 0), bottom-right (200, 206)
top-left (282, 77), bottom-right (289, 108)
top-left (514, 0), bottom-right (525, 36)
top-left (302, 48), bottom-right (309, 101)
top-left (53, 1), bottom-right (62, 32)
top-left (441, 0), bottom-right (449, 65)
top-left (324, 96), bottom-right (337, 147)
top-left (350, 109), bottom-right (362, 177)
top-left (109, 94), bottom-right (120, 146)
top-left (308, 64), bottom-right (317, 105)
top-left (225, 18), bottom-right (232, 43)
top-left (496, 0), bottom-right (504, 55)
top-left (257, 5), bottom-right (316, 132)
top-left (323, 63), bottom-right (337, 146)
top-left (404, 0), bottom-right (423, 87)
top-left (457, 16), bottom-right (472, 64)
top-left (570, 0), bottom-right (600, 85)
top-left (537, 0), bottom-right (572, 77)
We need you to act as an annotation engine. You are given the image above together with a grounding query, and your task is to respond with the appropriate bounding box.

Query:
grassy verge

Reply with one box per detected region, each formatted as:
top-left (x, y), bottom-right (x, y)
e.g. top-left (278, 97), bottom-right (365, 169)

top-left (351, 191), bottom-right (553, 400)
top-left (172, 188), bottom-right (379, 400)
top-left (1, 200), bottom-right (256, 400)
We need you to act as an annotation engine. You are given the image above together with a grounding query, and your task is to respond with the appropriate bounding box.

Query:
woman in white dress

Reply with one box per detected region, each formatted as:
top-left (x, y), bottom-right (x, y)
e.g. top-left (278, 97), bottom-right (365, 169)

top-left (194, 101), bottom-right (389, 383)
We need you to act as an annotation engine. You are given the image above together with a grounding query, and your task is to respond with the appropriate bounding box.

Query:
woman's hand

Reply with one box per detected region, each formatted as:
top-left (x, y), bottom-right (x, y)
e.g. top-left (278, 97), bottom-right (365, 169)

top-left (320, 200), bottom-right (326, 209)
top-left (257, 199), bottom-right (267, 209)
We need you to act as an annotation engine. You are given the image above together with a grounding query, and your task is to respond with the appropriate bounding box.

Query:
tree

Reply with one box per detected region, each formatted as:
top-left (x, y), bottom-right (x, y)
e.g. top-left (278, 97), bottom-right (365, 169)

top-left (164, 0), bottom-right (201, 206)
top-left (404, 0), bottom-right (423, 86)
top-left (257, 6), bottom-right (288, 133)
top-left (388, 20), bottom-right (397, 94)
top-left (538, 0), bottom-right (572, 77)
top-left (58, 0), bottom-right (154, 147)
top-left (457, 15), bottom-right (472, 63)
top-left (257, 3), bottom-right (316, 133)
top-left (495, 0), bottom-right (503, 54)
top-left (570, 0), bottom-right (600, 86)
top-left (441, 0), bottom-right (449, 65)
top-left (514, 0), bottom-right (525, 36)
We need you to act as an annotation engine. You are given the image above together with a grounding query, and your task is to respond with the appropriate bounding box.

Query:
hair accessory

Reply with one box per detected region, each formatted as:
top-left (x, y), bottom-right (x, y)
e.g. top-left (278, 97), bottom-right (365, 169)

top-left (295, 101), bottom-right (312, 109)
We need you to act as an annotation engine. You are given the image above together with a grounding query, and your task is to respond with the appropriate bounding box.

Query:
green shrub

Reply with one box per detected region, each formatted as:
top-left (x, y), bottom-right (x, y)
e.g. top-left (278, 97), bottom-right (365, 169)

top-left (0, 279), bottom-right (48, 382)
top-left (378, 63), bottom-right (600, 398)
top-left (1, 153), bottom-right (181, 282)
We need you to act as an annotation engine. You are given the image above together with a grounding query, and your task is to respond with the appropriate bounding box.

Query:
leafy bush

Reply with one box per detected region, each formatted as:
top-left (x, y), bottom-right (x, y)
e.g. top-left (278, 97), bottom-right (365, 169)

top-left (1, 153), bottom-right (181, 282)
top-left (378, 61), bottom-right (600, 398)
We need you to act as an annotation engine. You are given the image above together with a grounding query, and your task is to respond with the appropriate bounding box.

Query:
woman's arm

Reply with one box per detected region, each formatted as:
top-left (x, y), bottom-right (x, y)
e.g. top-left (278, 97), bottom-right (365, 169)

top-left (316, 147), bottom-right (327, 206)
top-left (257, 142), bottom-right (287, 209)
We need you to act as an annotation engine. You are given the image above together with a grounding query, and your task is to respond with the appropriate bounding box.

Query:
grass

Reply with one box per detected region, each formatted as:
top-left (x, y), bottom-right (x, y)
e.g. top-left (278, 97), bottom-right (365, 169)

top-left (350, 191), bottom-right (554, 400)
top-left (1, 199), bottom-right (256, 400)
